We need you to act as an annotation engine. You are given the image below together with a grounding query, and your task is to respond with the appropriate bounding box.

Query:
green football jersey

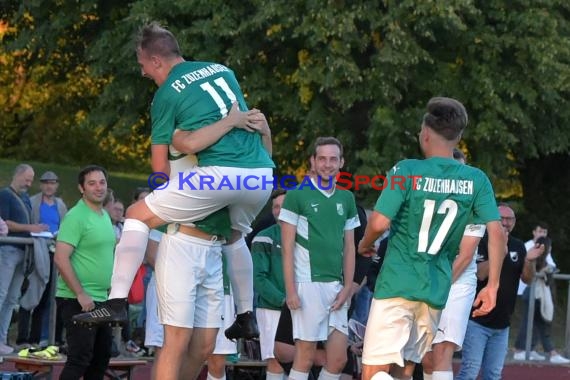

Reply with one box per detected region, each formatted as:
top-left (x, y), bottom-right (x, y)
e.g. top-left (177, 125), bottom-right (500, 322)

top-left (193, 207), bottom-right (231, 241)
top-left (279, 181), bottom-right (360, 283)
top-left (252, 224), bottom-right (285, 310)
top-left (151, 61), bottom-right (274, 169)
top-left (373, 157), bottom-right (500, 309)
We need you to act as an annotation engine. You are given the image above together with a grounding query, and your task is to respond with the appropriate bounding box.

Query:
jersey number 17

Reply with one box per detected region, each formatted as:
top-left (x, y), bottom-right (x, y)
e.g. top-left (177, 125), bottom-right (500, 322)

top-left (418, 199), bottom-right (458, 255)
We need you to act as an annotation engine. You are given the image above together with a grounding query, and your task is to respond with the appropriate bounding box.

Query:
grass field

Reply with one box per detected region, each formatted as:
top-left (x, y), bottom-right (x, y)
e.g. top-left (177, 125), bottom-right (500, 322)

top-left (0, 158), bottom-right (149, 207)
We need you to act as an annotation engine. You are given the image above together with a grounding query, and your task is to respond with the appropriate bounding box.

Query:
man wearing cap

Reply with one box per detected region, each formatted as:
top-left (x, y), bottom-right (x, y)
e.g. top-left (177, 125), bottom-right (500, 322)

top-left (16, 171), bottom-right (68, 347)
top-left (31, 171), bottom-right (68, 235)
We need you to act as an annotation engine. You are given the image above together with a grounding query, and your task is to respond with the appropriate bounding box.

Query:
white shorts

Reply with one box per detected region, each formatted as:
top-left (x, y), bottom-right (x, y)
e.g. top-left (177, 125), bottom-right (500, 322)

top-left (256, 308), bottom-right (281, 360)
top-left (431, 282), bottom-right (476, 350)
top-left (144, 273), bottom-right (163, 348)
top-left (145, 166), bottom-right (273, 234)
top-left (155, 231), bottom-right (224, 328)
top-left (362, 298), bottom-right (441, 367)
top-left (291, 282), bottom-right (349, 342)
top-left (213, 294), bottom-right (238, 355)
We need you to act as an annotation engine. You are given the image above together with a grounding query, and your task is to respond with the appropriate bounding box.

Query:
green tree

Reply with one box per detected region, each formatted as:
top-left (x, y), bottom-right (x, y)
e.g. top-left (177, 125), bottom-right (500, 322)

top-left (0, 0), bottom-right (149, 170)
top-left (3, 1), bottom-right (570, 269)
top-left (87, 0), bottom-right (570, 270)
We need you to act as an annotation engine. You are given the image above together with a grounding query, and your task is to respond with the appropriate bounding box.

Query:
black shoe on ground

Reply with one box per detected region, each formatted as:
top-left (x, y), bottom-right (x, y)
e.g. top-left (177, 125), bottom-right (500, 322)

top-left (224, 311), bottom-right (260, 340)
top-left (72, 298), bottom-right (128, 327)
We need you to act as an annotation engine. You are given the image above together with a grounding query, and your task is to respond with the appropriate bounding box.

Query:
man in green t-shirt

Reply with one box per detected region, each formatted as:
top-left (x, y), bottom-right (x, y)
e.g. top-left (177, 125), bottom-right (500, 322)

top-left (279, 137), bottom-right (360, 380)
top-left (358, 97), bottom-right (505, 380)
top-left (54, 165), bottom-right (116, 379)
top-left (76, 22), bottom-right (275, 340)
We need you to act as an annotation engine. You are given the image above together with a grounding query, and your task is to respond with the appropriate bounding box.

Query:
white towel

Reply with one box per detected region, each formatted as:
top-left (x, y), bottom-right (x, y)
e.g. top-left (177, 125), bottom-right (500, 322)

top-left (534, 273), bottom-right (554, 322)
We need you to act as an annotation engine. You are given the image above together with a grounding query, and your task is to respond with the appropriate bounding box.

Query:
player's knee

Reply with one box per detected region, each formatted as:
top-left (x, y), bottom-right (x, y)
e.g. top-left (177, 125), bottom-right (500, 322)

top-left (123, 203), bottom-right (162, 229)
top-left (326, 352), bottom-right (347, 373)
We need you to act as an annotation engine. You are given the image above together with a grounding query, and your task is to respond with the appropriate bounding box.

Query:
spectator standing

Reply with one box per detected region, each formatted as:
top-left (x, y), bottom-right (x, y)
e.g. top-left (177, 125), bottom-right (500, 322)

top-left (54, 165), bottom-right (115, 379)
top-left (0, 164), bottom-right (48, 355)
top-left (16, 170), bottom-right (67, 348)
top-left (456, 204), bottom-right (545, 380)
top-left (108, 199), bottom-right (125, 242)
top-left (513, 235), bottom-right (569, 364)
top-left (517, 222), bottom-right (556, 296)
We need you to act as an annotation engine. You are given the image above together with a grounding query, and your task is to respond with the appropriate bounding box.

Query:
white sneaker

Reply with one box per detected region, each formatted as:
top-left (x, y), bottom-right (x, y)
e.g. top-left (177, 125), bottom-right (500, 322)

top-left (530, 350), bottom-right (546, 360)
top-left (513, 351), bottom-right (526, 360)
top-left (550, 354), bottom-right (570, 364)
top-left (513, 350), bottom-right (545, 360)
top-left (0, 343), bottom-right (14, 355)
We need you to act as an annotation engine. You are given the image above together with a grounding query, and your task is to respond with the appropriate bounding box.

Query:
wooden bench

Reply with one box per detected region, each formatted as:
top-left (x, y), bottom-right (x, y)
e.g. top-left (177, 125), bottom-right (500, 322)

top-left (3, 356), bottom-right (147, 380)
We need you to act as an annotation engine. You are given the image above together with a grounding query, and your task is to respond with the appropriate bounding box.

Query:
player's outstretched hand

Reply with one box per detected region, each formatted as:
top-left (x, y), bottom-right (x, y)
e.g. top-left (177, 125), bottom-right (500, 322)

top-left (471, 285), bottom-right (498, 317)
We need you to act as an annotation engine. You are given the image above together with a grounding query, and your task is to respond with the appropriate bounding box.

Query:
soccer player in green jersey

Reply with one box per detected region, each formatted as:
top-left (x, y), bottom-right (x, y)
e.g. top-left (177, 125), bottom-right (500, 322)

top-left (75, 22), bottom-right (274, 340)
top-left (279, 137), bottom-right (360, 380)
top-left (358, 97), bottom-right (505, 380)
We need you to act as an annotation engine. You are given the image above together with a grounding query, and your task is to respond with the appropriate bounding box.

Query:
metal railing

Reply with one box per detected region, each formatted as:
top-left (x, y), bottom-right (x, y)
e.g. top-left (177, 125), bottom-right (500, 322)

top-left (524, 272), bottom-right (570, 359)
top-left (0, 236), bottom-right (58, 346)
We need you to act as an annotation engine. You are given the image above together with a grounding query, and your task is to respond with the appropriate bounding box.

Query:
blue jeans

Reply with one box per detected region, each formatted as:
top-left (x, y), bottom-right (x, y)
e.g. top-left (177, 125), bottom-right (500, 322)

top-left (0, 245), bottom-right (26, 344)
top-left (456, 320), bottom-right (509, 380)
top-left (351, 286), bottom-right (373, 325)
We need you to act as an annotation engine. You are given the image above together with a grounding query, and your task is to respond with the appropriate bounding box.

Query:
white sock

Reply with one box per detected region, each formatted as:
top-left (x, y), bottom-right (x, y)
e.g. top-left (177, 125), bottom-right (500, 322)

top-left (317, 368), bottom-right (341, 380)
top-left (207, 372), bottom-right (225, 380)
top-left (288, 369), bottom-right (309, 380)
top-left (432, 371), bottom-right (453, 380)
top-left (267, 371), bottom-right (286, 380)
top-left (223, 238), bottom-right (254, 313)
top-left (108, 219), bottom-right (150, 299)
top-left (423, 373), bottom-right (433, 380)
top-left (370, 372), bottom-right (394, 380)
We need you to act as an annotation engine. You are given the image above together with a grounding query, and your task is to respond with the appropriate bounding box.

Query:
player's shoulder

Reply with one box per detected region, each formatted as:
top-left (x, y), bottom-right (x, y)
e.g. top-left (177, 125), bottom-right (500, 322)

top-left (62, 201), bottom-right (86, 223)
top-left (390, 158), bottom-right (422, 173)
top-left (460, 163), bottom-right (486, 175)
top-left (0, 187), bottom-right (11, 201)
top-left (459, 164), bottom-right (492, 186)
top-left (191, 61), bottom-right (232, 72)
top-left (334, 187), bottom-right (356, 203)
top-left (334, 185), bottom-right (355, 196)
